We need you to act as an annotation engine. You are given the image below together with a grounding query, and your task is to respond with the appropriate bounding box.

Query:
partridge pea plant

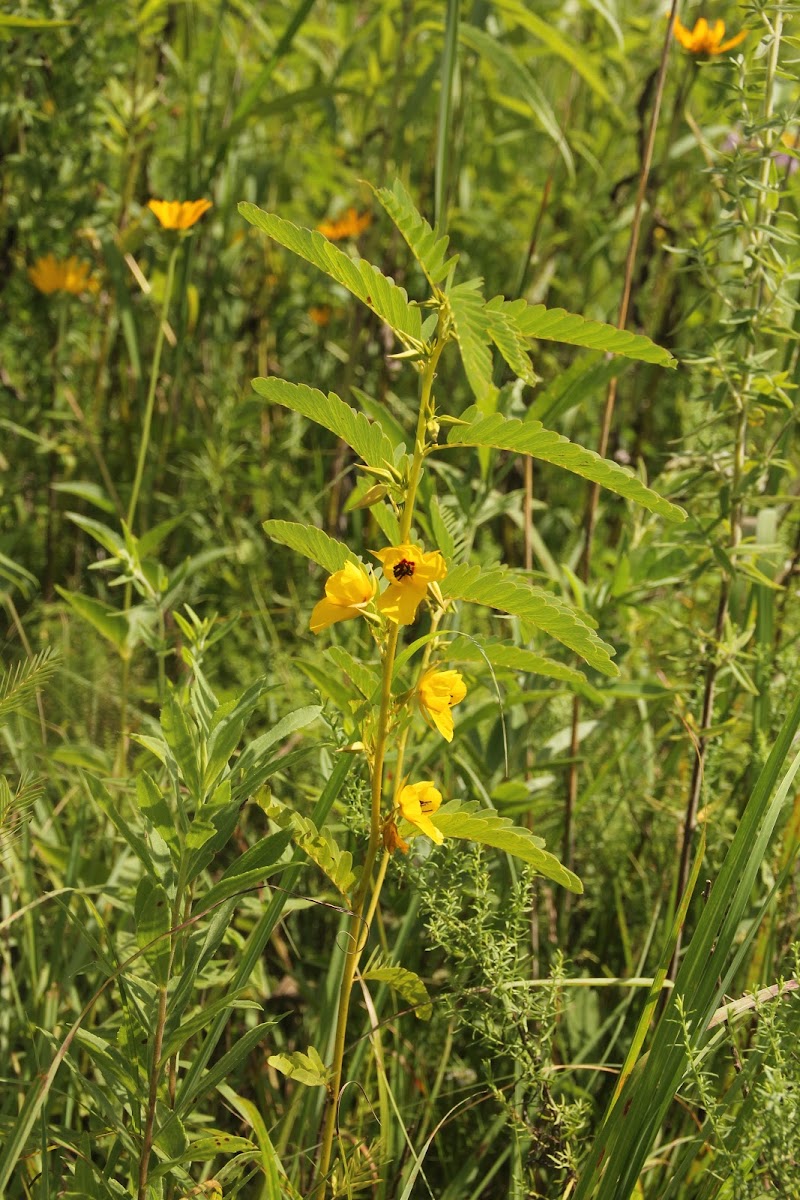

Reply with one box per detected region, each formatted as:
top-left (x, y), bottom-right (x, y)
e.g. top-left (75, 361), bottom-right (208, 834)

top-left (239, 180), bottom-right (685, 1196)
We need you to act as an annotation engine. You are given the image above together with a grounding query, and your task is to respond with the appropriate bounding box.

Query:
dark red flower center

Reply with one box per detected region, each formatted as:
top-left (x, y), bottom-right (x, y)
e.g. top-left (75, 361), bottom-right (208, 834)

top-left (393, 559), bottom-right (415, 580)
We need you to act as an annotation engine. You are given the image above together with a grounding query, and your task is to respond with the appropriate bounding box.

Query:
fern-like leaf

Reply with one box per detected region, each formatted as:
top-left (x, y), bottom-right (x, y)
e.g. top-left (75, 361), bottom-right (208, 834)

top-left (447, 408), bottom-right (686, 522)
top-left (442, 634), bottom-right (590, 689)
top-left (264, 798), bottom-right (357, 896)
top-left (362, 954), bottom-right (432, 1019)
top-left (500, 297), bottom-right (676, 367)
top-left (268, 1046), bottom-right (329, 1088)
top-left (442, 564), bottom-right (618, 676)
top-left (430, 800), bottom-right (582, 892)
top-left (251, 377), bottom-right (401, 473)
top-left (370, 179), bottom-right (458, 288)
top-left (238, 203), bottom-right (424, 349)
top-left (0, 649), bottom-right (56, 724)
top-left (484, 297), bottom-right (539, 385)
top-left (448, 280), bottom-right (494, 403)
top-left (262, 520), bottom-right (362, 575)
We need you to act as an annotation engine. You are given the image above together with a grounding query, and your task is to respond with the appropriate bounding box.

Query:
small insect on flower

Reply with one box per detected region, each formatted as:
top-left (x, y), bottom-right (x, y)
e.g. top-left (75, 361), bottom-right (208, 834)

top-left (671, 15), bottom-right (746, 55)
top-left (372, 543), bottom-right (447, 625)
top-left (28, 254), bottom-right (99, 296)
top-left (309, 561), bottom-right (377, 634)
top-left (147, 198), bottom-right (213, 230)
top-left (317, 207), bottom-right (372, 241)
top-left (417, 667), bottom-right (467, 742)
top-left (398, 781), bottom-right (444, 845)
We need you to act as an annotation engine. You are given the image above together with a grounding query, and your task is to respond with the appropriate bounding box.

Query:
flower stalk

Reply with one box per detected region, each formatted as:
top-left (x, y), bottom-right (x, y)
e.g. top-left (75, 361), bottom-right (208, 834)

top-left (312, 325), bottom-right (445, 1198)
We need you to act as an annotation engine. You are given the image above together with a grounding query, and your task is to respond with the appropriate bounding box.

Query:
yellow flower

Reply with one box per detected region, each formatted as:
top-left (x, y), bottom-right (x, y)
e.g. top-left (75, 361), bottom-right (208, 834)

top-left (672, 16), bottom-right (746, 55)
top-left (417, 667), bottom-right (467, 742)
top-left (147, 198), bottom-right (213, 230)
top-left (308, 304), bottom-right (331, 326)
top-left (317, 207), bottom-right (371, 241)
top-left (398, 781), bottom-right (444, 845)
top-left (310, 561), bottom-right (376, 634)
top-left (28, 254), bottom-right (98, 296)
top-left (372, 543), bottom-right (446, 625)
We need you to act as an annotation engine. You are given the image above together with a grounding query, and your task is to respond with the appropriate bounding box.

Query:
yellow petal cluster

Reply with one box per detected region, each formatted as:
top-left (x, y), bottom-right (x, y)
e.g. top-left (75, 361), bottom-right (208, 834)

top-left (317, 207), bottom-right (371, 241)
top-left (373, 543), bottom-right (446, 625)
top-left (398, 781), bottom-right (444, 844)
top-left (672, 16), bottom-right (746, 55)
top-left (147, 198), bottom-right (213, 230)
top-left (417, 668), bottom-right (467, 742)
top-left (310, 561), bottom-right (376, 633)
top-left (28, 254), bottom-right (98, 296)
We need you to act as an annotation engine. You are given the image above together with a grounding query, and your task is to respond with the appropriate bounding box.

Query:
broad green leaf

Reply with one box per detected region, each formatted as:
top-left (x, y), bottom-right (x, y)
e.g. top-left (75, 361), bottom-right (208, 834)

top-left (268, 1045), bottom-right (329, 1088)
top-left (370, 178), bottom-right (458, 288)
top-left (504, 297), bottom-right (677, 367)
top-left (134, 877), bottom-right (171, 984)
top-left (64, 511), bottom-right (122, 556)
top-left (442, 564), bottom-right (618, 676)
top-left (233, 704), bottom-right (323, 800)
top-left (460, 23), bottom-right (573, 174)
top-left (262, 519), bottom-right (361, 574)
top-left (448, 280), bottom-right (494, 404)
top-left (238, 202), bottom-right (424, 348)
top-left (363, 958), bottom-right (432, 1020)
top-left (447, 408), bottom-right (686, 522)
top-left (136, 771), bottom-right (180, 861)
top-left (55, 588), bottom-right (130, 657)
top-left (199, 830), bottom-right (293, 912)
top-left (51, 481), bottom-right (116, 514)
top-left (442, 634), bottom-right (592, 690)
top-left (264, 798), bottom-right (356, 896)
top-left (251, 377), bottom-right (399, 472)
top-left (161, 693), bottom-right (202, 802)
top-left (159, 992), bottom-right (262, 1065)
top-left (430, 800), bottom-right (582, 892)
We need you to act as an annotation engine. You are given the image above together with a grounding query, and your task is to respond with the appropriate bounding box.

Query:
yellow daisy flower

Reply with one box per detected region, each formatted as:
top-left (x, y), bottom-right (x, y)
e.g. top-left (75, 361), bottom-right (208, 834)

top-left (28, 254), bottom-right (98, 296)
top-left (372, 543), bottom-right (446, 625)
top-left (147, 198), bottom-right (213, 230)
top-left (417, 667), bottom-right (467, 742)
top-left (310, 561), bottom-right (376, 634)
top-left (316, 207), bottom-right (371, 241)
top-left (672, 16), bottom-right (746, 55)
top-left (398, 781), bottom-right (444, 844)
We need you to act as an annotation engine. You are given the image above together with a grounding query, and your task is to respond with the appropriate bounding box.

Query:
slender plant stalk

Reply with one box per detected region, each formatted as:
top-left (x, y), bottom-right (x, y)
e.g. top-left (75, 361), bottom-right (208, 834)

top-left (127, 242), bottom-right (180, 531)
top-left (313, 331), bottom-right (446, 1198)
top-left (561, 0), bottom-right (682, 921)
top-left (669, 3), bottom-right (785, 977)
top-left (434, 0), bottom-right (460, 229)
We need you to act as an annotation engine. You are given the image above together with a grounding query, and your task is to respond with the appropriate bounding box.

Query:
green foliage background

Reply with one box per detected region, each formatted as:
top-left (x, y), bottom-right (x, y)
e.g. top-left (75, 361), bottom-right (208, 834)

top-left (2, 1), bottom-right (800, 1197)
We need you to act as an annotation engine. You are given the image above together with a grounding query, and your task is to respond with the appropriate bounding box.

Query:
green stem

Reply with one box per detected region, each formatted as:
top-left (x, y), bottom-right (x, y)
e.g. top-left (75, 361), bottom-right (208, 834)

top-left (127, 242), bottom-right (180, 531)
top-left (313, 329), bottom-right (445, 1198)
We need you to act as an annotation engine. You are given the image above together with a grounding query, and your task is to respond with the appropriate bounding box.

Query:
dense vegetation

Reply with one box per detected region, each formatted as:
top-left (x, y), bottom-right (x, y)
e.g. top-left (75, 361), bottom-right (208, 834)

top-left (2, 2), bottom-right (799, 1197)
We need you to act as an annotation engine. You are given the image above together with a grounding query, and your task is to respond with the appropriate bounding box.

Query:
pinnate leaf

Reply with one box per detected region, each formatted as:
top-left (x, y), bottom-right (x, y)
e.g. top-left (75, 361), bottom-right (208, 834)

top-left (442, 634), bottom-right (592, 690)
top-left (363, 957), bottom-right (432, 1020)
top-left (238, 203), bottom-right (423, 349)
top-left (431, 801), bottom-right (582, 893)
top-left (371, 179), bottom-right (458, 288)
top-left (448, 280), bottom-right (495, 404)
top-left (447, 408), bottom-right (686, 522)
top-left (262, 520), bottom-right (361, 575)
top-left (442, 564), bottom-right (618, 677)
top-left (502, 297), bottom-right (676, 367)
top-left (251, 377), bottom-right (400, 472)
top-left (264, 798), bottom-right (356, 897)
top-left (268, 1046), bottom-right (329, 1088)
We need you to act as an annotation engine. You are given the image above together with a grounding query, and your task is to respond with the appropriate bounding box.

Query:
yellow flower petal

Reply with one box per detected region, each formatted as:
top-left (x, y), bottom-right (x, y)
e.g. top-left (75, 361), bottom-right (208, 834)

top-left (398, 781), bottom-right (445, 845)
top-left (377, 582), bottom-right (425, 625)
top-left (309, 562), bottom-right (375, 634)
top-left (148, 198), bottom-right (213, 230)
top-left (417, 668), bottom-right (467, 742)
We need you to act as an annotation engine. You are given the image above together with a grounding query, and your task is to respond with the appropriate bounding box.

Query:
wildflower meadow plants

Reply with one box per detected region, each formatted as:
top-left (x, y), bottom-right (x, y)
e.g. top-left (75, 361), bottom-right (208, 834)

top-left (236, 179), bottom-right (685, 1195)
